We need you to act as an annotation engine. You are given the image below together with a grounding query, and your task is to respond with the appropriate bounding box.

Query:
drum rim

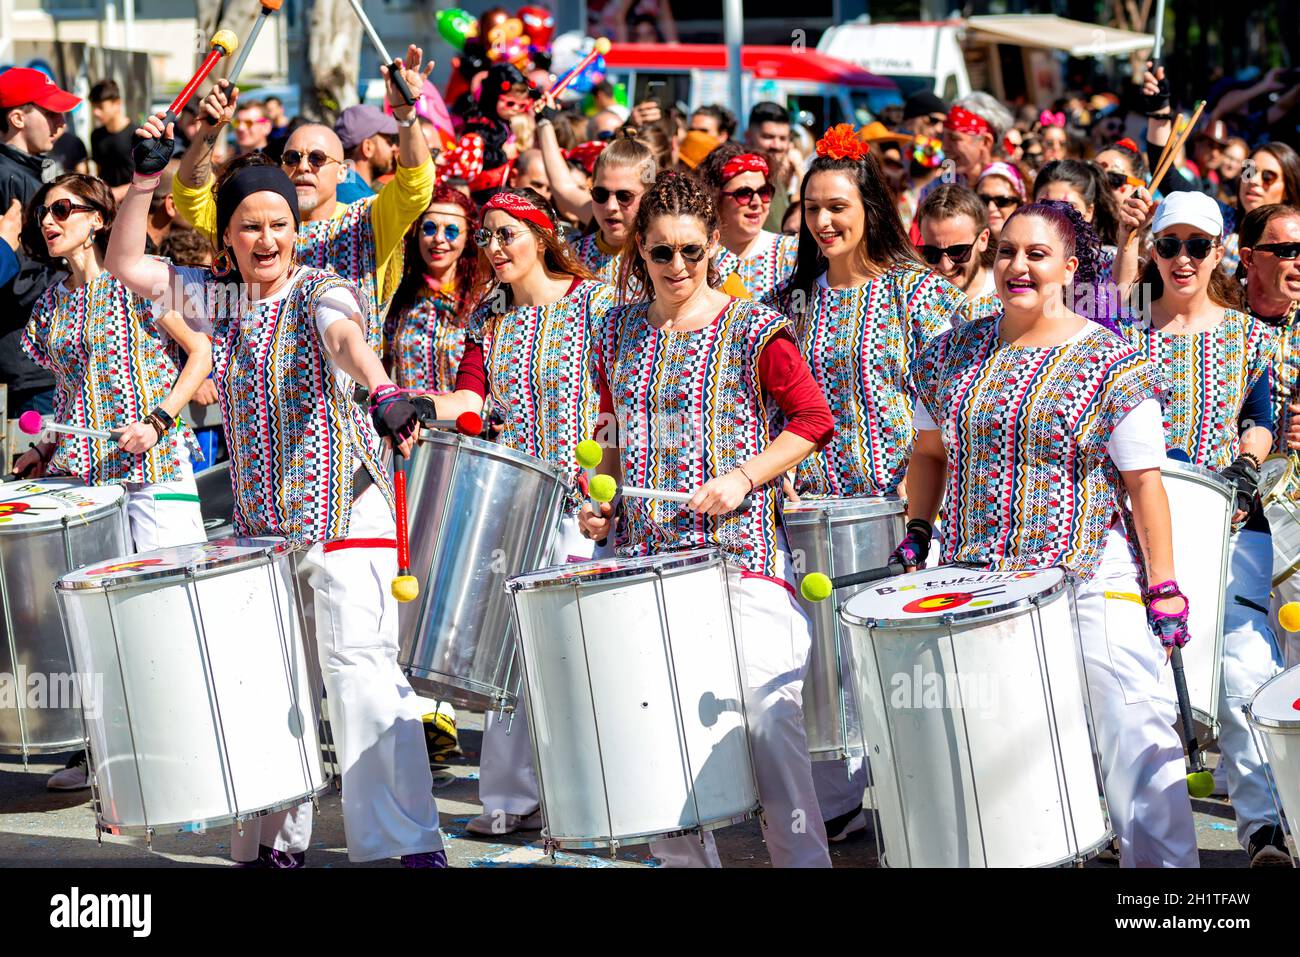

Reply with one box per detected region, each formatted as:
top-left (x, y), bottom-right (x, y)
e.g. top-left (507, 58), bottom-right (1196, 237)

top-left (0, 479), bottom-right (124, 532)
top-left (417, 428), bottom-right (569, 483)
top-left (837, 564), bottom-right (1069, 630)
top-left (1160, 459), bottom-right (1236, 496)
top-left (55, 536), bottom-right (295, 591)
top-left (1260, 453), bottom-right (1297, 506)
top-left (783, 495), bottom-right (906, 522)
top-left (1245, 668), bottom-right (1300, 731)
top-left (94, 777), bottom-right (334, 837)
top-left (506, 548), bottom-right (723, 591)
top-left (539, 805), bottom-right (760, 850)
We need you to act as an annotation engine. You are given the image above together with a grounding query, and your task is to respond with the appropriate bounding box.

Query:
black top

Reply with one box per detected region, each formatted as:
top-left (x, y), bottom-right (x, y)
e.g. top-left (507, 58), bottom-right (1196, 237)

top-left (91, 124), bottom-right (136, 186)
top-left (49, 131), bottom-right (88, 175)
top-left (0, 142), bottom-right (60, 392)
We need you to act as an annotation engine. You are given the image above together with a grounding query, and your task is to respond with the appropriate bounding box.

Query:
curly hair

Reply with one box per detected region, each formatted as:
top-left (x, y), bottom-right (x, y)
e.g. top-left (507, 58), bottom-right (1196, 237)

top-left (389, 186), bottom-right (480, 324)
top-left (22, 174), bottom-right (115, 266)
top-left (618, 170), bottom-right (720, 303)
top-left (1002, 200), bottom-right (1120, 329)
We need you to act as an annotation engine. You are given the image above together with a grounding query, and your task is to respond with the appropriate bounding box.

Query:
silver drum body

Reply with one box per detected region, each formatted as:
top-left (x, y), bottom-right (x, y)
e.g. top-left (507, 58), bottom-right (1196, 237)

top-left (784, 497), bottom-right (906, 759)
top-left (0, 479), bottom-right (128, 757)
top-left (397, 429), bottom-right (567, 710)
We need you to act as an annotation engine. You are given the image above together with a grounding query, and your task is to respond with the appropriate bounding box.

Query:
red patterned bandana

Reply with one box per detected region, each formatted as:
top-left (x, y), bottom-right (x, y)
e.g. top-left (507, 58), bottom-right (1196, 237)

top-left (483, 190), bottom-right (554, 231)
top-left (721, 152), bottom-right (770, 182)
top-left (947, 105), bottom-right (991, 138)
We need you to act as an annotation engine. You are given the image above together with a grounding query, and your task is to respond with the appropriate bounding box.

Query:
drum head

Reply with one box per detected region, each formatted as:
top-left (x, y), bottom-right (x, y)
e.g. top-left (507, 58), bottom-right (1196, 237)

top-left (784, 496), bottom-right (905, 524)
top-left (1259, 455), bottom-right (1295, 505)
top-left (57, 536), bottom-right (291, 591)
top-left (0, 480), bottom-right (123, 531)
top-left (1247, 666), bottom-right (1300, 731)
top-left (507, 548), bottom-right (722, 591)
top-left (840, 565), bottom-right (1067, 630)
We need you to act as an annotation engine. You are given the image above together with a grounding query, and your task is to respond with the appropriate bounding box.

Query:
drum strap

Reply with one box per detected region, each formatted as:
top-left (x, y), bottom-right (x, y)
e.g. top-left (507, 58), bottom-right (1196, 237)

top-left (1103, 591), bottom-right (1143, 605)
top-left (322, 537), bottom-right (396, 553)
top-left (153, 493), bottom-right (201, 503)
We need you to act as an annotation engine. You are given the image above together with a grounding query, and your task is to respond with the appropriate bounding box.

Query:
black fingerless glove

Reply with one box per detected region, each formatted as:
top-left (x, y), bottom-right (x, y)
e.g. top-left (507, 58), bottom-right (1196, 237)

top-left (890, 518), bottom-right (935, 569)
top-left (132, 125), bottom-right (176, 176)
top-left (410, 395), bottom-right (437, 426)
top-left (1143, 74), bottom-right (1171, 117)
top-left (369, 385), bottom-right (418, 444)
top-left (1220, 456), bottom-right (1261, 514)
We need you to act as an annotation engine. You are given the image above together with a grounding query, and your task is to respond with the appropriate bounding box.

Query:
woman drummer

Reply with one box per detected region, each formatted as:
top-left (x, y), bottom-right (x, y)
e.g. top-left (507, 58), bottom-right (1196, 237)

top-left (383, 185), bottom-right (479, 392)
top-left (905, 199), bottom-right (1199, 867)
top-left (106, 117), bottom-right (446, 868)
top-left (697, 141), bottom-right (799, 304)
top-left (16, 173), bottom-right (211, 792)
top-left (1120, 190), bottom-right (1289, 866)
top-left (430, 187), bottom-right (617, 837)
top-left (579, 171), bottom-right (836, 867)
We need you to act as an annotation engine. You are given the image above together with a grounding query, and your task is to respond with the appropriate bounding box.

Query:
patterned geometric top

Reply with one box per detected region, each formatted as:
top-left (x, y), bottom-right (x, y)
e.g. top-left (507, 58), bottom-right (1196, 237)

top-left (473, 279), bottom-right (617, 484)
top-left (966, 290), bottom-right (1003, 323)
top-left (22, 271), bottom-right (201, 486)
top-left (912, 317), bottom-right (1164, 580)
top-left (207, 267), bottom-right (392, 544)
top-left (713, 231), bottom-right (799, 306)
top-left (794, 265), bottom-right (966, 497)
top-left (1222, 232), bottom-right (1241, 278)
top-left (569, 231), bottom-right (622, 285)
top-left (1262, 303), bottom-right (1300, 453)
top-left (384, 286), bottom-right (466, 393)
top-left (297, 198), bottom-right (388, 354)
top-left (1121, 309), bottom-right (1275, 470)
top-left (596, 297), bottom-right (791, 577)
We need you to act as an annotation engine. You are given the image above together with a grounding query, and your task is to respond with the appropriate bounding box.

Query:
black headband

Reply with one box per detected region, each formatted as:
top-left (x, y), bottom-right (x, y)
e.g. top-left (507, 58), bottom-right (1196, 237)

top-left (215, 165), bottom-right (301, 245)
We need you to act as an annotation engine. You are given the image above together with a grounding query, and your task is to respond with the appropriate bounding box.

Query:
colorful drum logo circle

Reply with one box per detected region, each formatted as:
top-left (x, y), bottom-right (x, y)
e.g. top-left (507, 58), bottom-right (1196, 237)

top-left (903, 592), bottom-right (974, 614)
top-left (86, 558), bottom-right (165, 577)
top-left (0, 501), bottom-right (33, 523)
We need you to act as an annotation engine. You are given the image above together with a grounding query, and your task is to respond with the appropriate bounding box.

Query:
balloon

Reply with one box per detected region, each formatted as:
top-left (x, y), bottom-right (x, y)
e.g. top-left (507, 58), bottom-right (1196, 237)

top-left (612, 80), bottom-right (628, 108)
top-left (479, 6), bottom-right (510, 43)
top-left (518, 6), bottom-right (556, 49)
top-left (436, 9), bottom-right (477, 50)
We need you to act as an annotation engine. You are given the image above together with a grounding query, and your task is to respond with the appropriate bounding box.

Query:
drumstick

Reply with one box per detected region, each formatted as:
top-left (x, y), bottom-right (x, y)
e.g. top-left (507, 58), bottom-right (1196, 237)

top-left (800, 562), bottom-right (904, 602)
top-left (225, 0), bottom-right (282, 87)
top-left (343, 0), bottom-right (416, 106)
top-left (587, 473), bottom-right (753, 512)
top-left (1170, 646), bottom-right (1215, 797)
top-left (391, 450), bottom-right (418, 603)
top-left (1125, 102), bottom-right (1205, 252)
top-left (549, 38), bottom-right (611, 99)
top-left (18, 411), bottom-right (122, 443)
top-left (153, 30), bottom-right (240, 145)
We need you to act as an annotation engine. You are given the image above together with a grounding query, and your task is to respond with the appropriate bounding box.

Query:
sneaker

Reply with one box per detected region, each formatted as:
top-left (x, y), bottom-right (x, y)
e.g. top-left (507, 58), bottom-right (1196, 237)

top-left (465, 808), bottom-right (544, 836)
top-left (46, 751), bottom-right (90, 791)
top-left (824, 807), bottom-right (869, 843)
top-left (236, 845), bottom-right (307, 869)
top-left (423, 710), bottom-right (461, 767)
top-left (401, 850), bottom-right (448, 868)
top-left (1248, 825), bottom-right (1292, 867)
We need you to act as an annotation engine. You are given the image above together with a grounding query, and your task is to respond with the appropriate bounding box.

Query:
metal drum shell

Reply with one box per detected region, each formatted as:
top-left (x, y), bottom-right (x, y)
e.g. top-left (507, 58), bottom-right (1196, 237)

top-left (397, 429), bottom-right (567, 711)
top-left (1245, 665), bottom-right (1300, 857)
top-left (0, 479), bottom-right (128, 756)
top-left (784, 496), bottom-right (906, 759)
top-left (1259, 454), bottom-right (1300, 586)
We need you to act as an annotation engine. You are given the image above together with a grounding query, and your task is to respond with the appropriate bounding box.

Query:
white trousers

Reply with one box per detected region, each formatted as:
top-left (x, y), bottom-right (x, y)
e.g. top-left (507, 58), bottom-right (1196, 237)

top-left (478, 515), bottom-right (598, 818)
top-left (811, 756), bottom-right (868, 822)
top-left (648, 568), bottom-right (833, 868)
top-left (1074, 526), bottom-right (1199, 868)
top-left (230, 486), bottom-right (443, 863)
top-left (1218, 529), bottom-right (1285, 847)
top-left (120, 447), bottom-right (206, 551)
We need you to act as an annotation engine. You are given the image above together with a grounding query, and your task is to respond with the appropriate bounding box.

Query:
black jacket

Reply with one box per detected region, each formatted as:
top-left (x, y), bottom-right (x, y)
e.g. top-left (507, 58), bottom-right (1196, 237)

top-left (0, 141), bottom-right (60, 392)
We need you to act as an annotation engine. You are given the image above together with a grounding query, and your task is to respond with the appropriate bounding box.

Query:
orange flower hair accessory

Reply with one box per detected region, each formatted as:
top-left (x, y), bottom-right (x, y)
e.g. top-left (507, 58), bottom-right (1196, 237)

top-left (816, 124), bottom-right (866, 161)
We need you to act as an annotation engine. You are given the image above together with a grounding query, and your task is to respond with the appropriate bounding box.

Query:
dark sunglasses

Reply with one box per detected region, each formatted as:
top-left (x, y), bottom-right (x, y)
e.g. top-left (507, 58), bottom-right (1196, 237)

top-left (38, 199), bottom-right (96, 223)
top-left (721, 184), bottom-right (776, 206)
top-left (280, 149), bottom-right (342, 170)
top-left (978, 193), bottom-right (1020, 210)
top-left (1103, 171), bottom-right (1130, 190)
top-left (919, 242), bottom-right (976, 266)
top-left (647, 243), bottom-right (707, 265)
top-left (590, 186), bottom-right (639, 207)
top-left (1153, 237), bottom-right (1217, 260)
top-left (1252, 242), bottom-right (1300, 260)
top-left (1245, 168), bottom-right (1280, 188)
top-left (474, 226), bottom-right (524, 249)
top-left (421, 221), bottom-right (461, 242)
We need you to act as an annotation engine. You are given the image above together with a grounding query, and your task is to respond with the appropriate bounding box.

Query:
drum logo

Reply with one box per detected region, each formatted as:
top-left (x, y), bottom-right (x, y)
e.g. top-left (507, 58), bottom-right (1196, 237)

top-left (0, 501), bottom-right (36, 521)
top-left (85, 559), bottom-right (165, 577)
top-left (899, 583), bottom-right (1010, 614)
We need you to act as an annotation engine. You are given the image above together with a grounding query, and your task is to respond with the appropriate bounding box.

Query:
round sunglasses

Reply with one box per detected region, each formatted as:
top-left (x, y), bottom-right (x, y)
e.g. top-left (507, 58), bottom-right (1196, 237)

top-left (38, 199), bottom-right (96, 223)
top-left (1153, 237), bottom-right (1217, 260)
top-left (919, 242), bottom-right (977, 266)
top-left (474, 226), bottom-right (525, 249)
top-left (590, 186), bottom-right (640, 207)
top-left (281, 149), bottom-right (344, 171)
top-left (421, 221), bottom-right (462, 242)
top-left (647, 243), bottom-right (707, 265)
top-left (721, 184), bottom-right (776, 206)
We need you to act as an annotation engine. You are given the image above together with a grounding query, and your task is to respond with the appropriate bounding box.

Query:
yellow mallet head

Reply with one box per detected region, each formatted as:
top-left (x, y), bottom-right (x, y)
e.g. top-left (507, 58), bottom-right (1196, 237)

top-left (1278, 601), bottom-right (1300, 633)
top-left (576, 439), bottom-right (603, 471)
top-left (392, 575), bottom-right (419, 603)
top-left (800, 572), bottom-right (833, 603)
top-left (589, 474), bottom-right (618, 503)
top-left (212, 29), bottom-right (239, 56)
top-left (593, 37), bottom-right (612, 55)
top-left (1187, 769), bottom-right (1215, 799)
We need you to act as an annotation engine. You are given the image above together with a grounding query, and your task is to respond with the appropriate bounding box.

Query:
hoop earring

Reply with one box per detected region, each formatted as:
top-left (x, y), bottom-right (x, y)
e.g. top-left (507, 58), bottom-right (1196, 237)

top-left (84, 229), bottom-right (96, 248)
top-left (212, 247), bottom-right (234, 278)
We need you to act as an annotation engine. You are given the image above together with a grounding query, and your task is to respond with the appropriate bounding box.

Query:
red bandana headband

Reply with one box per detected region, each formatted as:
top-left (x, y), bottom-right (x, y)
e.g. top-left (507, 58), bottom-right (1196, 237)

top-left (721, 153), bottom-right (769, 182)
top-left (947, 105), bottom-right (991, 138)
top-left (483, 190), bottom-right (554, 232)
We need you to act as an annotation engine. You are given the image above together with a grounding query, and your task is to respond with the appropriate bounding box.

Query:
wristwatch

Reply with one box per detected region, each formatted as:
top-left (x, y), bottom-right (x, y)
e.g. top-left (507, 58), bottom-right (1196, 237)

top-left (395, 114), bottom-right (417, 128)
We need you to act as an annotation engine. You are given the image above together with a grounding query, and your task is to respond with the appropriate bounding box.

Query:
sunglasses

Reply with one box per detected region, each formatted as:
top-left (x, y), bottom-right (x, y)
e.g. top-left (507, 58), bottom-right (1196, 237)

top-left (474, 226), bottom-right (525, 249)
top-left (498, 96), bottom-right (534, 113)
top-left (1244, 168), bottom-right (1280, 188)
top-left (1104, 171), bottom-right (1130, 190)
top-left (919, 242), bottom-right (977, 266)
top-left (38, 199), bottom-right (96, 223)
top-left (978, 193), bottom-right (1020, 210)
top-left (281, 149), bottom-right (343, 170)
top-left (1252, 242), bottom-right (1300, 260)
top-left (721, 184), bottom-right (776, 206)
top-left (234, 118), bottom-right (270, 129)
top-left (590, 186), bottom-right (640, 207)
top-left (647, 243), bottom-right (708, 265)
top-left (421, 221), bottom-right (462, 242)
top-left (1153, 237), bottom-right (1217, 260)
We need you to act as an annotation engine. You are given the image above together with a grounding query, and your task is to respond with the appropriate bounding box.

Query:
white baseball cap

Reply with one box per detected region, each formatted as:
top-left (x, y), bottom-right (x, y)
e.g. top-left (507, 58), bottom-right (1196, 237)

top-left (1152, 191), bottom-right (1224, 238)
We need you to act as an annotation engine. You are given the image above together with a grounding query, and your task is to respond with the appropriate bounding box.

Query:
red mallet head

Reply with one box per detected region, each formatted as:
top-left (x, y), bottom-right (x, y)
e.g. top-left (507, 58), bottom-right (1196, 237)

top-left (456, 411), bottom-right (484, 436)
top-left (18, 411), bottom-right (45, 436)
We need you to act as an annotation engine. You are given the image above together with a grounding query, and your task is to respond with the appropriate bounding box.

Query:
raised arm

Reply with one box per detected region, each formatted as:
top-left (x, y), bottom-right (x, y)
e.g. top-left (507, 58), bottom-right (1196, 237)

top-left (106, 112), bottom-right (178, 301)
top-left (535, 97), bottom-right (595, 225)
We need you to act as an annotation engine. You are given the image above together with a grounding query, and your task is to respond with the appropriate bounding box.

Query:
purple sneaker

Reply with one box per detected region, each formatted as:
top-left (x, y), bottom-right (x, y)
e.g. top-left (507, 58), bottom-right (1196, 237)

top-left (401, 850), bottom-right (448, 868)
top-left (236, 845), bottom-right (306, 869)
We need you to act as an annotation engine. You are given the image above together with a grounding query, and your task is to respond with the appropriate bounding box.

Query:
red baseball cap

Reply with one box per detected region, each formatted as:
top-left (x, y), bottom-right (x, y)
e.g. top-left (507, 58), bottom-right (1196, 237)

top-left (0, 68), bottom-right (82, 113)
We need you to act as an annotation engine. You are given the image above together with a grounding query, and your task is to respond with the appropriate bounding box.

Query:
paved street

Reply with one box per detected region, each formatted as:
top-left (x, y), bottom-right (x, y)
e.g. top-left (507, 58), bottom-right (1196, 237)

top-left (2, 708), bottom-right (1279, 869)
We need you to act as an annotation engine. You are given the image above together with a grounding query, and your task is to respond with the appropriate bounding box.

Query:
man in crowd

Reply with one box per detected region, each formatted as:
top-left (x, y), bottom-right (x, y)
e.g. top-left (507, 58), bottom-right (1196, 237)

top-left (690, 104), bottom-right (736, 143)
top-left (916, 184), bottom-right (997, 312)
top-left (940, 92), bottom-right (1015, 186)
top-left (747, 101), bottom-right (798, 232)
top-left (508, 148), bottom-right (551, 202)
top-left (89, 79), bottom-right (136, 190)
top-left (232, 99), bottom-right (272, 157)
top-left (899, 90), bottom-right (948, 141)
top-left (336, 104), bottom-right (400, 203)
